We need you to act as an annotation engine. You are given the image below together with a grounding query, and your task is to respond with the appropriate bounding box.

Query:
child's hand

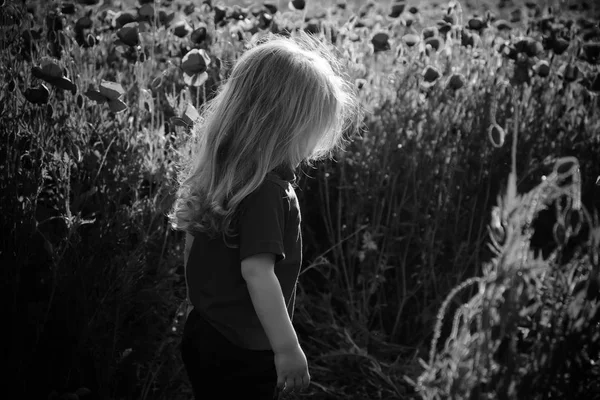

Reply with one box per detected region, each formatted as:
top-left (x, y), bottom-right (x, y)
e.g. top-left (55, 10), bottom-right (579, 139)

top-left (274, 344), bottom-right (310, 393)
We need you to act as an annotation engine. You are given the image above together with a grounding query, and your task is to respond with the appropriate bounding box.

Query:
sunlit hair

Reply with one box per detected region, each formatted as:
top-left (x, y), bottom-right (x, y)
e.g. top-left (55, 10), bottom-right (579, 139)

top-left (168, 30), bottom-right (363, 244)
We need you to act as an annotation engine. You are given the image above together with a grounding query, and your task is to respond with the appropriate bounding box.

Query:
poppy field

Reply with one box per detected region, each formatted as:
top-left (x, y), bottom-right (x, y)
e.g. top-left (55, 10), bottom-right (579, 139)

top-left (2, 0), bottom-right (600, 399)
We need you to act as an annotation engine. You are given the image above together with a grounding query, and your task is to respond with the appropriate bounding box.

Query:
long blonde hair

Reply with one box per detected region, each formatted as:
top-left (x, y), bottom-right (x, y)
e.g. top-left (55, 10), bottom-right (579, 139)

top-left (168, 30), bottom-right (362, 244)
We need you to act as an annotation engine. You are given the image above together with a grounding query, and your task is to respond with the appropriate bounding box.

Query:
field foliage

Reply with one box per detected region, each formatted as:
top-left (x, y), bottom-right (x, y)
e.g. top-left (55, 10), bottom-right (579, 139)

top-left (1, 0), bottom-right (600, 399)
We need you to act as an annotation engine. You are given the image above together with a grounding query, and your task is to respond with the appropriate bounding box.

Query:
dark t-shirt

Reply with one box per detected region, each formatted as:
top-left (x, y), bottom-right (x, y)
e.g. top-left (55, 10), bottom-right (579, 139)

top-left (185, 164), bottom-right (302, 350)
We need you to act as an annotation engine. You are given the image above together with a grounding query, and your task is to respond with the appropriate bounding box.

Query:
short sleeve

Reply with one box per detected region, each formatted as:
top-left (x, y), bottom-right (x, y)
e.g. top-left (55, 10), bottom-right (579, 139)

top-left (238, 181), bottom-right (287, 264)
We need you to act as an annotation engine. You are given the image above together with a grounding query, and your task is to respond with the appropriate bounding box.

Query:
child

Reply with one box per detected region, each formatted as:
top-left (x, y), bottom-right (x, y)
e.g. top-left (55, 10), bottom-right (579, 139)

top-left (168, 30), bottom-right (361, 399)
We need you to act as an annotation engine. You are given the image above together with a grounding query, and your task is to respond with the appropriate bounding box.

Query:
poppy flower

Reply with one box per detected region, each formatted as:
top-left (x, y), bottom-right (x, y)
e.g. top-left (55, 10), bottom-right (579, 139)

top-left (114, 11), bottom-right (136, 28)
top-left (533, 60), bottom-right (550, 77)
top-left (425, 36), bottom-right (443, 51)
top-left (402, 33), bottom-right (419, 47)
top-left (494, 19), bottom-right (512, 31)
top-left (214, 5), bottom-right (227, 24)
top-left (515, 36), bottom-right (543, 57)
top-left (24, 84), bottom-right (50, 104)
top-left (553, 38), bottom-right (570, 55)
top-left (191, 24), bottom-right (208, 44)
top-left (488, 123), bottom-right (505, 148)
top-left (75, 16), bottom-right (93, 31)
top-left (408, 6), bottom-right (418, 14)
top-left (582, 42), bottom-right (600, 63)
top-left (138, 3), bottom-right (154, 22)
top-left (263, 1), bottom-right (277, 14)
top-left (305, 19), bottom-right (320, 34)
top-left (461, 29), bottom-right (475, 47)
top-left (560, 63), bottom-right (579, 82)
top-left (442, 14), bottom-right (455, 24)
top-left (436, 21), bottom-right (452, 36)
top-left (446, 73), bottom-right (465, 90)
top-left (336, 0), bottom-right (347, 10)
top-left (389, 1), bottom-right (405, 18)
top-left (84, 80), bottom-right (128, 113)
top-left (173, 20), bottom-right (192, 38)
top-left (32, 58), bottom-right (77, 93)
top-left (158, 10), bottom-right (176, 27)
top-left (181, 49), bottom-right (211, 86)
top-left (289, 0), bottom-right (305, 11)
top-left (171, 102), bottom-right (200, 128)
top-left (468, 17), bottom-right (486, 31)
top-left (61, 3), bottom-right (76, 15)
top-left (422, 66), bottom-right (440, 82)
top-left (116, 22), bottom-right (140, 47)
top-left (258, 12), bottom-right (273, 29)
top-left (371, 32), bottom-right (390, 52)
top-left (422, 26), bottom-right (438, 39)
top-left (355, 78), bottom-right (367, 89)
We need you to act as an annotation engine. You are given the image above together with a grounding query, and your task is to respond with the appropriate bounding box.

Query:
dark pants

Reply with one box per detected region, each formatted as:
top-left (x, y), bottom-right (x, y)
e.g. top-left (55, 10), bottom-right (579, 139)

top-left (180, 308), bottom-right (279, 400)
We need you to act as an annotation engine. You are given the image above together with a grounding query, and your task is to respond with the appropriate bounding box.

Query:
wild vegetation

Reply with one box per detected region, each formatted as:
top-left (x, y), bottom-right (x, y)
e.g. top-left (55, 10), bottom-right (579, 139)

top-left (1, 0), bottom-right (599, 399)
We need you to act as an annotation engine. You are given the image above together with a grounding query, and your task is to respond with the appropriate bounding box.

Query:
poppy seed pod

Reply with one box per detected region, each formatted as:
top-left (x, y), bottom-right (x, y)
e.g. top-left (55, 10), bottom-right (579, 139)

top-left (422, 65), bottom-right (441, 82)
top-left (371, 32), bottom-right (390, 52)
top-left (488, 123), bottom-right (505, 148)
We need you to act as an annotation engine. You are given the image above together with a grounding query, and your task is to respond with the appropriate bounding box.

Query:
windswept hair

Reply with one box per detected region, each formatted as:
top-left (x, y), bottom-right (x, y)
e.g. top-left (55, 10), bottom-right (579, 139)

top-left (168, 30), bottom-right (363, 244)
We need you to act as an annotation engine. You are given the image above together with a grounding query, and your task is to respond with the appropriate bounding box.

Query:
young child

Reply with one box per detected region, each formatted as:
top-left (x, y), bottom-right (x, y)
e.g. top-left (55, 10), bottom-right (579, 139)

top-left (168, 30), bottom-right (361, 399)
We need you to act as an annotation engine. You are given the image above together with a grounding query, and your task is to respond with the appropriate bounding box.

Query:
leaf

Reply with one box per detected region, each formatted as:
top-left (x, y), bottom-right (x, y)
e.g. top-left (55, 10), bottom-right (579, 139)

top-left (108, 98), bottom-right (127, 113)
top-left (170, 117), bottom-right (189, 127)
top-left (181, 102), bottom-right (199, 126)
top-left (99, 80), bottom-right (124, 100)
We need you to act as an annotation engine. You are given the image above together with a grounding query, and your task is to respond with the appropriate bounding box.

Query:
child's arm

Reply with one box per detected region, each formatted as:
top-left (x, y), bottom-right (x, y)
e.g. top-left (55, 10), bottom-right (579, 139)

top-left (241, 253), bottom-right (299, 353)
top-left (185, 232), bottom-right (194, 267)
